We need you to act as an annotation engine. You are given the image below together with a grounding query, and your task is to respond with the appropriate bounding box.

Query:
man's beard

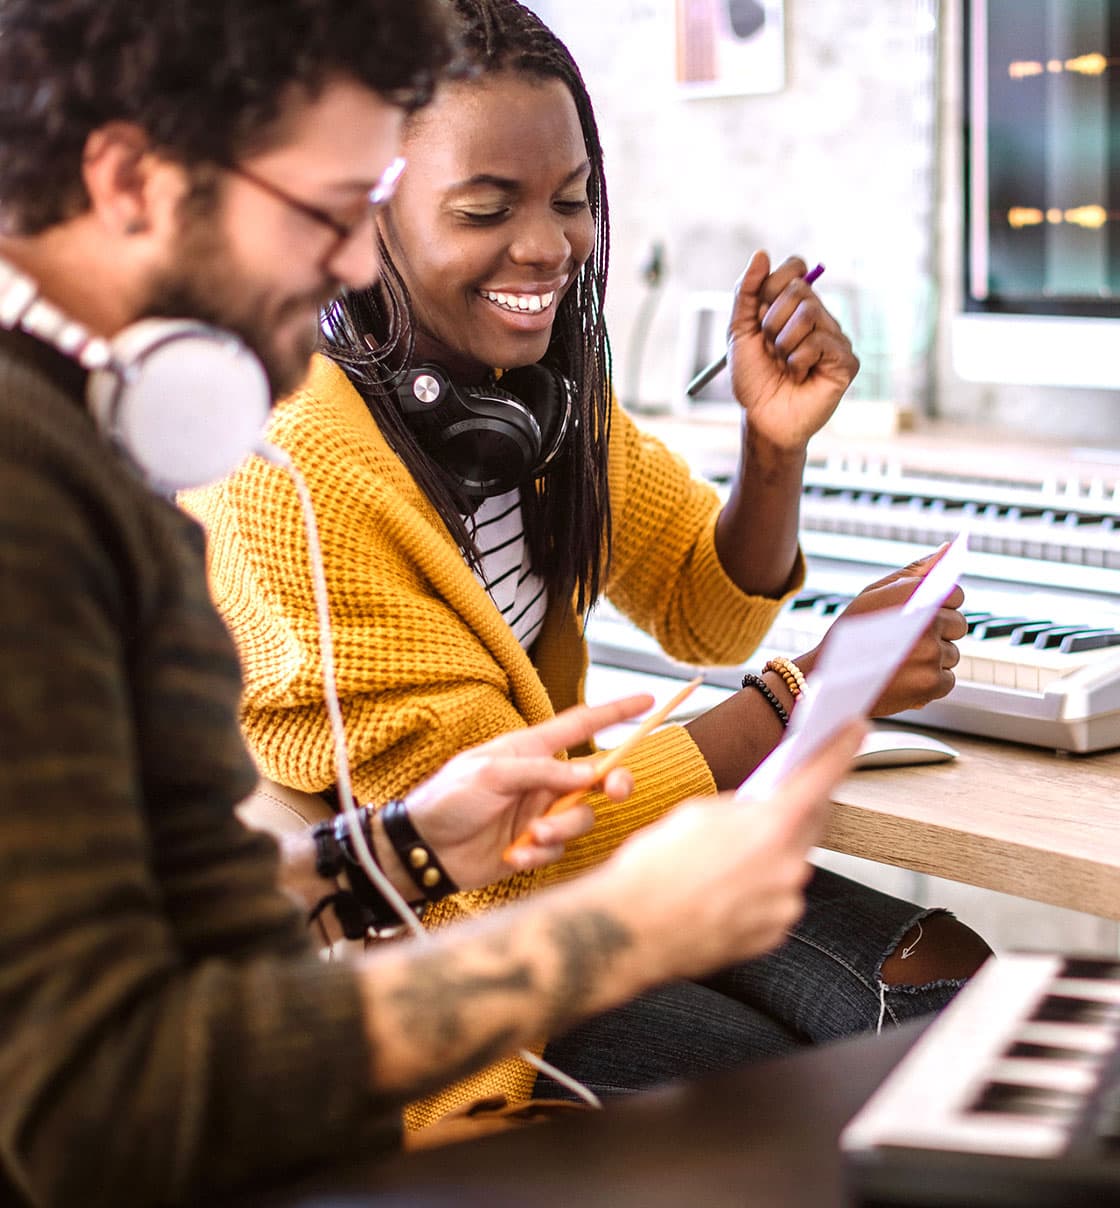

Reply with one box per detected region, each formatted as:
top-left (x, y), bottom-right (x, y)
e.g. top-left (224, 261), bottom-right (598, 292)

top-left (137, 215), bottom-right (338, 400)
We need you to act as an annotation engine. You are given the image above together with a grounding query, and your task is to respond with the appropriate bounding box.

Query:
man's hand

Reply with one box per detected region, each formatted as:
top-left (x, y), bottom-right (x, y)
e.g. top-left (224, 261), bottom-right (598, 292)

top-left (403, 694), bottom-right (653, 889)
top-left (606, 720), bottom-right (867, 983)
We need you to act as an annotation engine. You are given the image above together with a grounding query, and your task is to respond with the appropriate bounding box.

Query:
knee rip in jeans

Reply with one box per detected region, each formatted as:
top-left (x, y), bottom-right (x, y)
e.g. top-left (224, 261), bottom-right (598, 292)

top-left (875, 908), bottom-right (992, 997)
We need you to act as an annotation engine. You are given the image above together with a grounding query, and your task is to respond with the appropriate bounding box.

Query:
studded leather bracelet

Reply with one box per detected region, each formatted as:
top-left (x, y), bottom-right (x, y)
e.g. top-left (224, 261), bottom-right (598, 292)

top-left (379, 798), bottom-right (459, 902)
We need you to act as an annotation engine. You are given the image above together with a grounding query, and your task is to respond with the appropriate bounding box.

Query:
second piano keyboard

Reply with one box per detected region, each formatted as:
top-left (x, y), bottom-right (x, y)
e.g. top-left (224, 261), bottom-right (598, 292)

top-left (842, 953), bottom-right (1120, 1205)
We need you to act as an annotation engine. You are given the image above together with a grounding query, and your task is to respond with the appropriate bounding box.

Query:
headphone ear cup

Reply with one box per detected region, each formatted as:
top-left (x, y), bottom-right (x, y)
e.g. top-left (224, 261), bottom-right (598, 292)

top-left (498, 364), bottom-right (574, 471)
top-left (87, 320), bottom-right (271, 493)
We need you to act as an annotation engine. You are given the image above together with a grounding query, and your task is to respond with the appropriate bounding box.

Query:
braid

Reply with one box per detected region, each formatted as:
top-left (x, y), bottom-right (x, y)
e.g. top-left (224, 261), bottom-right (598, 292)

top-left (322, 0), bottom-right (613, 615)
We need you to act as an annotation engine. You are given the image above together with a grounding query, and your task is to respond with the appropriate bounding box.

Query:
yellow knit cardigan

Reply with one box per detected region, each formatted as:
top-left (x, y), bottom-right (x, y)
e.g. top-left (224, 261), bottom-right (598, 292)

top-left (183, 354), bottom-right (803, 1127)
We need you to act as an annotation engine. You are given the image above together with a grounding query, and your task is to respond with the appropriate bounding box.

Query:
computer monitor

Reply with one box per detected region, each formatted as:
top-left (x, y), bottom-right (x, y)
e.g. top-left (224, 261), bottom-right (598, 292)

top-left (953, 0), bottom-right (1120, 389)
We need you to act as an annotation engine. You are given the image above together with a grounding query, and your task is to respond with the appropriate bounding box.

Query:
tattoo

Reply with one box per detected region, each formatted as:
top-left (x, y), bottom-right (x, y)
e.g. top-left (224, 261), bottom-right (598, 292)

top-left (388, 938), bottom-right (531, 1080)
top-left (382, 908), bottom-right (632, 1096)
top-left (544, 909), bottom-right (633, 1034)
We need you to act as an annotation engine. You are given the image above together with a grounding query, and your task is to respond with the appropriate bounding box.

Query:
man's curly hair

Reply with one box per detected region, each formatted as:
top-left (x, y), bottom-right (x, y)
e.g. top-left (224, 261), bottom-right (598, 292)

top-left (0, 0), bottom-right (461, 235)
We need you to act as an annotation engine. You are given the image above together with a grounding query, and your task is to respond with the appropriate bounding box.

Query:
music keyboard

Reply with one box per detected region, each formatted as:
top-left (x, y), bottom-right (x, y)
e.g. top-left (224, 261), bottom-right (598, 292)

top-left (841, 953), bottom-right (1120, 1206)
top-left (587, 440), bottom-right (1120, 752)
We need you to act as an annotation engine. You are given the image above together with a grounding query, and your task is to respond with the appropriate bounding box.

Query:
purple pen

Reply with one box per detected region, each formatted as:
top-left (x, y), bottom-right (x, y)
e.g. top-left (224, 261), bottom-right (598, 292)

top-left (685, 262), bottom-right (826, 397)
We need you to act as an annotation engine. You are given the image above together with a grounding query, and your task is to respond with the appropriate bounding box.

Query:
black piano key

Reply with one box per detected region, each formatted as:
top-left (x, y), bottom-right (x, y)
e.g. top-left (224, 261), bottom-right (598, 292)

top-left (1031, 626), bottom-right (1098, 650)
top-left (1032, 995), bottom-right (1120, 1025)
top-left (963, 612), bottom-right (995, 633)
top-left (1004, 1041), bottom-right (1104, 1065)
top-left (972, 616), bottom-right (1033, 640)
top-left (970, 1080), bottom-right (1084, 1119)
top-left (789, 591), bottom-right (830, 610)
top-left (1008, 621), bottom-right (1056, 646)
top-left (811, 595), bottom-right (852, 617)
top-left (1094, 1086), bottom-right (1120, 1144)
top-left (1061, 630), bottom-right (1120, 654)
top-left (1061, 958), bottom-right (1120, 979)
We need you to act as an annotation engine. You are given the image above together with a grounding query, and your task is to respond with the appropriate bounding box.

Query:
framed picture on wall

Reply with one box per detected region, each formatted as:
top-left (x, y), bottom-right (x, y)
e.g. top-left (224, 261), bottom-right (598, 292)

top-left (676, 0), bottom-right (786, 97)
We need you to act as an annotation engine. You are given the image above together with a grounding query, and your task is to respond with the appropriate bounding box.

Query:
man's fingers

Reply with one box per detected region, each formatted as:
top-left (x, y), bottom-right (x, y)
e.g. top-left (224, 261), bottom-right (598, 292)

top-left (505, 805), bottom-right (596, 871)
top-left (500, 694), bottom-right (654, 758)
top-left (486, 754), bottom-right (600, 798)
top-left (526, 803), bottom-right (595, 847)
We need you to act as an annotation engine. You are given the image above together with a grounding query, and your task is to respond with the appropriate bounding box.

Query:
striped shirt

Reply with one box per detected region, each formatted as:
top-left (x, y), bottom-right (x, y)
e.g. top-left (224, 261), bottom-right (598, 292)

top-left (466, 489), bottom-right (548, 649)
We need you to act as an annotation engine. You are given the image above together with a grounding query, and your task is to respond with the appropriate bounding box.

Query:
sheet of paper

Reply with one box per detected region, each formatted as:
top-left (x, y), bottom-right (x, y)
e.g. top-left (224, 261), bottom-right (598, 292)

top-left (736, 533), bottom-right (969, 802)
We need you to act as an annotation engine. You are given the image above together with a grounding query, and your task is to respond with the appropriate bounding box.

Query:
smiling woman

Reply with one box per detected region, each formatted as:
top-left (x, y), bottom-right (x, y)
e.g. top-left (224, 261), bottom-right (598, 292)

top-left (381, 74), bottom-right (594, 380)
top-left (182, 0), bottom-right (989, 1138)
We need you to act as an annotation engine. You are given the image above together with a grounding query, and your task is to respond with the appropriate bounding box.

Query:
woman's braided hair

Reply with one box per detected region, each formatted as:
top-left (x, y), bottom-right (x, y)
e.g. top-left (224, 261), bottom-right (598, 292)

top-left (323, 0), bottom-right (612, 616)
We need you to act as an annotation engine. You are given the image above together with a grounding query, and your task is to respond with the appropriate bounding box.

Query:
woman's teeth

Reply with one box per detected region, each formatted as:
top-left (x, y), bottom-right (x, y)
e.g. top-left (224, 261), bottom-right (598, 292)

top-left (481, 289), bottom-right (556, 314)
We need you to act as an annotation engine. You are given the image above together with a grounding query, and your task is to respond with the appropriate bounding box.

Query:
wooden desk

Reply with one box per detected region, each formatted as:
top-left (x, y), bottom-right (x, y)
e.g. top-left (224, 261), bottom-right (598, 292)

top-left (587, 664), bottom-right (1120, 923)
top-left (233, 1022), bottom-right (924, 1208)
top-left (824, 727), bottom-right (1120, 921)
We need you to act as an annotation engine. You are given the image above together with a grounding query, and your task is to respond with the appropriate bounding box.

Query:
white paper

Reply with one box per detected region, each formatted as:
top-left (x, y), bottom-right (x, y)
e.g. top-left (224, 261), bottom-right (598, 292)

top-left (736, 534), bottom-right (968, 801)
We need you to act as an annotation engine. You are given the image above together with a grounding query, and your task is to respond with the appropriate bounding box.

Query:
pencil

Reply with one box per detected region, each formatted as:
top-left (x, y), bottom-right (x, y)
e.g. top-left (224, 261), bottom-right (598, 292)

top-left (503, 676), bottom-right (703, 862)
top-left (686, 262), bottom-right (825, 398)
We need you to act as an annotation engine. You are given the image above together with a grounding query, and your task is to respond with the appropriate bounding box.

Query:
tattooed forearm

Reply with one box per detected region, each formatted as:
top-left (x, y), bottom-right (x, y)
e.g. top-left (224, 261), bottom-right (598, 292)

top-left (358, 888), bottom-right (643, 1099)
top-left (388, 940), bottom-right (533, 1056)
top-left (544, 909), bottom-right (633, 1033)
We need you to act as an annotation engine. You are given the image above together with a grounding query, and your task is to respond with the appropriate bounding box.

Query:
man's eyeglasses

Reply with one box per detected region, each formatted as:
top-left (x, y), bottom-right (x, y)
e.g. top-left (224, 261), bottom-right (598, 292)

top-left (223, 156), bottom-right (406, 256)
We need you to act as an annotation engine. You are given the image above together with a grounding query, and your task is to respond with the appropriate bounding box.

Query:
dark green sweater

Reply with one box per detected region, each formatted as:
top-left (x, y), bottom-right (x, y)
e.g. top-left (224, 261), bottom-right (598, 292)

top-left (0, 331), bottom-right (399, 1207)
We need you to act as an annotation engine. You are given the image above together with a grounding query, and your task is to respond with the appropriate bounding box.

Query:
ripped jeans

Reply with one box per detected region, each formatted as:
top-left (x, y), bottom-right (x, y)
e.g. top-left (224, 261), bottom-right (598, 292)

top-left (534, 864), bottom-right (964, 1101)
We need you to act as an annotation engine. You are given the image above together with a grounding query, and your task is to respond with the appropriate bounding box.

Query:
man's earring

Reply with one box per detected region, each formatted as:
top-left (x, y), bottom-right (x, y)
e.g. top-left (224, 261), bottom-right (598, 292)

top-left (123, 217), bottom-right (148, 236)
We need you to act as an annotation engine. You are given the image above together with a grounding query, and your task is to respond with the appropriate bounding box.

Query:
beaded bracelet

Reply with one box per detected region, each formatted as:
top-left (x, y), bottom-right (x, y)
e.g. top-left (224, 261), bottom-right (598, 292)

top-left (764, 656), bottom-right (807, 701)
top-left (740, 672), bottom-right (790, 728)
top-left (380, 798), bottom-right (459, 902)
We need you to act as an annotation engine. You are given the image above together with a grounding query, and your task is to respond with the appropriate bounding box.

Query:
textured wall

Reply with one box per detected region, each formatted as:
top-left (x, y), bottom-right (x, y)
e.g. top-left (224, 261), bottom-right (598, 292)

top-left (526, 0), bottom-right (1120, 440)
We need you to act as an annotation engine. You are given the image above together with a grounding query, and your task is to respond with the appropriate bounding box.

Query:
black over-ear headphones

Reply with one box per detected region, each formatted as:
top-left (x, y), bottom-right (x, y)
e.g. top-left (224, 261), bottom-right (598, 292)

top-left (0, 258), bottom-right (271, 494)
top-left (394, 362), bottom-right (575, 501)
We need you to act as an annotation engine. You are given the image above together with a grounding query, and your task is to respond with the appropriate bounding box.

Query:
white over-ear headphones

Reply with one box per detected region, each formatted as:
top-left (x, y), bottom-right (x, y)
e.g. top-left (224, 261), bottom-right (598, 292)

top-left (0, 258), bottom-right (271, 493)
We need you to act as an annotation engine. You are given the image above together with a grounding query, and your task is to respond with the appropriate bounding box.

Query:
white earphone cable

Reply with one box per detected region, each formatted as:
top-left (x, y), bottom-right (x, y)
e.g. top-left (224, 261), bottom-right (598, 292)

top-left (260, 440), bottom-right (601, 1110)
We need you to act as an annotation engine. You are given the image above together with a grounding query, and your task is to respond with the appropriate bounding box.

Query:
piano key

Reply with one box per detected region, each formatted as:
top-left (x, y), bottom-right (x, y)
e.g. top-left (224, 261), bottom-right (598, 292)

top-left (1031, 626), bottom-right (1102, 650)
top-left (986, 1057), bottom-right (1099, 1096)
top-left (1003, 1041), bottom-right (1104, 1065)
top-left (971, 617), bottom-right (1034, 640)
top-left (1031, 996), bottom-right (1120, 1025)
top-left (1052, 977), bottom-right (1120, 1004)
top-left (1007, 621), bottom-right (1056, 646)
top-left (810, 595), bottom-right (851, 617)
top-left (969, 1079), bottom-right (1084, 1119)
top-left (963, 612), bottom-right (995, 632)
top-left (1061, 629), bottom-right (1120, 653)
top-left (1061, 958), bottom-right (1120, 980)
top-left (1015, 1021), bottom-right (1117, 1054)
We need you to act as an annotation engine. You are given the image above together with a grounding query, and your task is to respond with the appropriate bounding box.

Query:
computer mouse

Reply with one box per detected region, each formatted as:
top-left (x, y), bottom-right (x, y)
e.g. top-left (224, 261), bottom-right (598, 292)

top-left (851, 728), bottom-right (959, 770)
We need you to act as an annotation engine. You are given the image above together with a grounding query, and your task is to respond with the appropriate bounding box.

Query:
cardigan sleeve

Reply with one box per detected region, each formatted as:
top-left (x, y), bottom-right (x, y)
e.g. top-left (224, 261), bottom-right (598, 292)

top-left (603, 400), bottom-right (805, 665)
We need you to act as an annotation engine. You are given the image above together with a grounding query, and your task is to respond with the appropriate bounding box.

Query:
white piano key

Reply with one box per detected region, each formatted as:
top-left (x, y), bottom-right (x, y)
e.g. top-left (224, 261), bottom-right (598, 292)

top-left (987, 1057), bottom-right (1098, 1096)
top-left (1016, 1022), bottom-right (1116, 1054)
top-left (1052, 977), bottom-right (1120, 1005)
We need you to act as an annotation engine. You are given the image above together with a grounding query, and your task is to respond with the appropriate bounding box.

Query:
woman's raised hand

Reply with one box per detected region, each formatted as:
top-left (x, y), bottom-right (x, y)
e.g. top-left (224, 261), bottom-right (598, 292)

top-left (725, 250), bottom-right (860, 452)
